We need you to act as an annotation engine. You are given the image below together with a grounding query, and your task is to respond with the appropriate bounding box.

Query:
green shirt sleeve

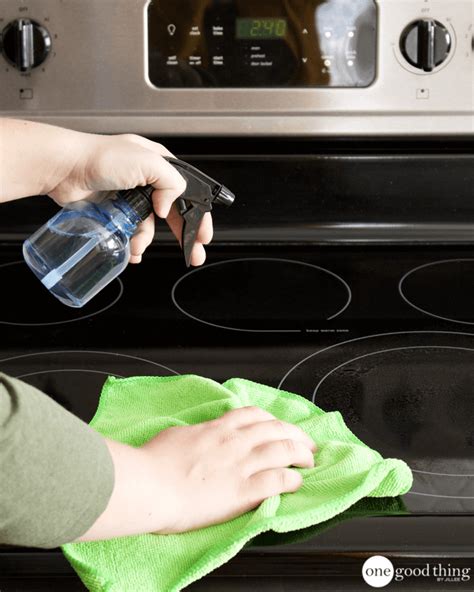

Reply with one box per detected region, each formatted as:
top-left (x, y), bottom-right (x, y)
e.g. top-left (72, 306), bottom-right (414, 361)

top-left (0, 372), bottom-right (114, 549)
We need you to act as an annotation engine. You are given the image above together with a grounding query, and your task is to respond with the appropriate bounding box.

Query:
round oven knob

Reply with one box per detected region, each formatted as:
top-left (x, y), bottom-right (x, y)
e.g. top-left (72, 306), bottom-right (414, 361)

top-left (400, 19), bottom-right (452, 72)
top-left (1, 18), bottom-right (52, 71)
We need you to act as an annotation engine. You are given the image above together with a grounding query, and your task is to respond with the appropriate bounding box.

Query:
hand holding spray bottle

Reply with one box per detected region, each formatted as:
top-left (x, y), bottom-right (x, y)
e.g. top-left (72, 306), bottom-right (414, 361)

top-left (23, 157), bottom-right (235, 308)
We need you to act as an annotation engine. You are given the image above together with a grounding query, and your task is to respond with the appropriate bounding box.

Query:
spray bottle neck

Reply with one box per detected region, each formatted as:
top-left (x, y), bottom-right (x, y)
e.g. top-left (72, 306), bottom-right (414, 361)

top-left (105, 187), bottom-right (154, 235)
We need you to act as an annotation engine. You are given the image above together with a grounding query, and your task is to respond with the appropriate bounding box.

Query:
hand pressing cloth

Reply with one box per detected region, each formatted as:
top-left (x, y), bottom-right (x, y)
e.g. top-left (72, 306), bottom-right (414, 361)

top-left (61, 375), bottom-right (413, 592)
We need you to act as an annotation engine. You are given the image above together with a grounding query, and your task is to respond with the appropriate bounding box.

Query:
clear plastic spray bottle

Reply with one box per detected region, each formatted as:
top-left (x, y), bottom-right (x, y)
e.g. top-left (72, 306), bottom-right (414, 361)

top-left (23, 157), bottom-right (234, 308)
top-left (23, 186), bottom-right (154, 308)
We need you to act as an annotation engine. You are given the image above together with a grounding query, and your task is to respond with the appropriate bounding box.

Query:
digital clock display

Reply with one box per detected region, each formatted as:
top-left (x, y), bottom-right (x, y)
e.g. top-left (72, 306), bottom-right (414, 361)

top-left (148, 0), bottom-right (378, 88)
top-left (236, 18), bottom-right (287, 39)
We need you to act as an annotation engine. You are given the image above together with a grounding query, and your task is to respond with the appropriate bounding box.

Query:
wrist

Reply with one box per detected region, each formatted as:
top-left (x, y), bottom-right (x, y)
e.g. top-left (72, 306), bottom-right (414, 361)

top-left (0, 118), bottom-right (91, 201)
top-left (73, 437), bottom-right (170, 542)
top-left (37, 124), bottom-right (94, 197)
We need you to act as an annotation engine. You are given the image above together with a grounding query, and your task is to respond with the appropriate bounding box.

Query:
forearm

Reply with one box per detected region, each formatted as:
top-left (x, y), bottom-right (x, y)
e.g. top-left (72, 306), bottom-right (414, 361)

top-left (73, 438), bottom-right (169, 542)
top-left (0, 373), bottom-right (115, 549)
top-left (0, 371), bottom-right (170, 548)
top-left (0, 118), bottom-right (90, 202)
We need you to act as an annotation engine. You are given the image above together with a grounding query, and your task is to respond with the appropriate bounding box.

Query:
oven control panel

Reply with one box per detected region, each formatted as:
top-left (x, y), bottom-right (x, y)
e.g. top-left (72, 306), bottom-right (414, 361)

top-left (147, 0), bottom-right (377, 88)
top-left (0, 0), bottom-right (472, 136)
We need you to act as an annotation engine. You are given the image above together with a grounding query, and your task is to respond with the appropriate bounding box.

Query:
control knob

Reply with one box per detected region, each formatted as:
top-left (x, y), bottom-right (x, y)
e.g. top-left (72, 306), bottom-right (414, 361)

top-left (400, 19), bottom-right (451, 72)
top-left (1, 18), bottom-right (51, 71)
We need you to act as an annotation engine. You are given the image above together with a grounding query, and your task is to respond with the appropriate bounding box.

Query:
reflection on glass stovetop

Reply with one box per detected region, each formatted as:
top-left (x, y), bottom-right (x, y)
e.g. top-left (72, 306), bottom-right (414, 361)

top-left (0, 245), bottom-right (473, 517)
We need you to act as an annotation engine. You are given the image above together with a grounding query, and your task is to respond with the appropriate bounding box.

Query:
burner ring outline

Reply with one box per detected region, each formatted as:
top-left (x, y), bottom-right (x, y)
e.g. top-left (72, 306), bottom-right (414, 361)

top-left (399, 258), bottom-right (474, 326)
top-left (407, 491), bottom-right (474, 499)
top-left (278, 331), bottom-right (474, 497)
top-left (171, 257), bottom-right (352, 333)
top-left (278, 330), bottom-right (474, 389)
top-left (16, 369), bottom-right (126, 379)
top-left (0, 350), bottom-right (180, 376)
top-left (0, 261), bottom-right (124, 327)
top-left (311, 345), bottom-right (474, 478)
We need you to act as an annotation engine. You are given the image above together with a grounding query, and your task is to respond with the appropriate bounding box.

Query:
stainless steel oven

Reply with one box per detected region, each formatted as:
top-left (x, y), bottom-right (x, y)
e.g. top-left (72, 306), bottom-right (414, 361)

top-left (0, 0), bottom-right (472, 136)
top-left (0, 1), bottom-right (473, 590)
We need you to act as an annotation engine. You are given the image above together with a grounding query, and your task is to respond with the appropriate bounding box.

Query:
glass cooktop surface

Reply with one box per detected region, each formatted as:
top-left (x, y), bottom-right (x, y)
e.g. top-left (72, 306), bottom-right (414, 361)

top-left (1, 244), bottom-right (473, 521)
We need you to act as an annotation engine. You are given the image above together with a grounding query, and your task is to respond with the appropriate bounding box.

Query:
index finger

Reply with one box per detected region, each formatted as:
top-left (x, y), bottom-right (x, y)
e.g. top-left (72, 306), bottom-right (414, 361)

top-left (124, 135), bottom-right (187, 217)
top-left (144, 155), bottom-right (187, 218)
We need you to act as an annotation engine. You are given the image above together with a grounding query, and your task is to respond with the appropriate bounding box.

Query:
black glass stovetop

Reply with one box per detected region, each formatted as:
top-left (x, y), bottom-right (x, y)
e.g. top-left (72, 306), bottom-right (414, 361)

top-left (1, 243), bottom-right (473, 575)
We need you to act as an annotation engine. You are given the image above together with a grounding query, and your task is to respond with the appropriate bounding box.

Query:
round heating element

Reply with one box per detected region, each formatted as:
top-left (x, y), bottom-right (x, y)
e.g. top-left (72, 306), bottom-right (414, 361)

top-left (0, 261), bottom-right (123, 326)
top-left (171, 258), bottom-right (351, 332)
top-left (399, 259), bottom-right (474, 326)
top-left (279, 331), bottom-right (474, 501)
top-left (0, 350), bottom-right (179, 422)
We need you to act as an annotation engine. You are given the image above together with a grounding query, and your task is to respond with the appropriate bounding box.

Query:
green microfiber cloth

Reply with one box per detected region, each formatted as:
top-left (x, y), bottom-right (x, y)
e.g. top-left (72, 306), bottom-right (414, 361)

top-left (249, 495), bottom-right (409, 548)
top-left (61, 375), bottom-right (413, 592)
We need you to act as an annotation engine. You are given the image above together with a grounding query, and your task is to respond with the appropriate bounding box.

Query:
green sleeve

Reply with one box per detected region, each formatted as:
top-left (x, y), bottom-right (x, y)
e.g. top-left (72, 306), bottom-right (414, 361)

top-left (0, 372), bottom-right (115, 549)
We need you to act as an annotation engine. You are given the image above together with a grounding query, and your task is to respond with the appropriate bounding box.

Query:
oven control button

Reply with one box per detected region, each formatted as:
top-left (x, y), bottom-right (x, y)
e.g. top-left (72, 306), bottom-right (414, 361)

top-left (1, 18), bottom-right (52, 72)
top-left (400, 19), bottom-right (451, 72)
